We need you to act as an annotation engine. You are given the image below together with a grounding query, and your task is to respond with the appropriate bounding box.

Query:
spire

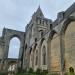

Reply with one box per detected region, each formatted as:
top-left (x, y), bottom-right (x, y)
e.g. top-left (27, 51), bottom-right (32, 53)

top-left (32, 6), bottom-right (44, 18)
top-left (35, 6), bottom-right (44, 18)
top-left (3, 26), bottom-right (6, 31)
top-left (36, 5), bottom-right (41, 13)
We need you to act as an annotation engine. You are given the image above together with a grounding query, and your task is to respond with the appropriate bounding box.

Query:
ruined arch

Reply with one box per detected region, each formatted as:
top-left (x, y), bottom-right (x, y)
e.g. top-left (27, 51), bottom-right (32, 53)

top-left (61, 16), bottom-right (75, 33)
top-left (60, 16), bottom-right (75, 71)
top-left (8, 37), bottom-right (20, 58)
top-left (49, 30), bottom-right (57, 40)
top-left (3, 28), bottom-right (25, 60)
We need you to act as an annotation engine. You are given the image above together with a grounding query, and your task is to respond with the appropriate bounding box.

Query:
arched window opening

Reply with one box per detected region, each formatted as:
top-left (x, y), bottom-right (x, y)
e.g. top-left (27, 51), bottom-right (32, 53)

top-left (37, 19), bottom-right (41, 24)
top-left (42, 46), bottom-right (46, 65)
top-left (39, 30), bottom-right (43, 38)
top-left (8, 37), bottom-right (20, 59)
top-left (50, 24), bottom-right (53, 30)
top-left (35, 50), bottom-right (38, 65)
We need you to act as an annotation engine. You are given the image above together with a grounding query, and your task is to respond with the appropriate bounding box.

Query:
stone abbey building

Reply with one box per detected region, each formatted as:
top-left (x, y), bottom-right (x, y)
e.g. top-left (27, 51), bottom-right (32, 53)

top-left (0, 2), bottom-right (75, 74)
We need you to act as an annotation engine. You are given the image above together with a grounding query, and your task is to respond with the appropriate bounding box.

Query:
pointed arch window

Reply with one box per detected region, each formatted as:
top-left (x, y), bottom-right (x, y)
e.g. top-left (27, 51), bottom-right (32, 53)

top-left (50, 24), bottom-right (53, 30)
top-left (35, 50), bottom-right (38, 65)
top-left (42, 46), bottom-right (46, 65)
top-left (8, 37), bottom-right (20, 58)
top-left (37, 18), bottom-right (41, 24)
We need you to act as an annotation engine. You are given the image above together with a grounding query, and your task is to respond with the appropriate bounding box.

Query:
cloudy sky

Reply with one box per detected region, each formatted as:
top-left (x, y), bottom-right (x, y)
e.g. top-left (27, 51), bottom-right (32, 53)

top-left (0, 0), bottom-right (75, 36)
top-left (0, 0), bottom-right (75, 58)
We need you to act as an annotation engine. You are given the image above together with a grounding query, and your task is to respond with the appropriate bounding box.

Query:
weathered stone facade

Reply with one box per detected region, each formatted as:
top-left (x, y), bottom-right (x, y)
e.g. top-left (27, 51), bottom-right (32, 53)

top-left (22, 3), bottom-right (75, 74)
top-left (0, 28), bottom-right (25, 71)
top-left (0, 2), bottom-right (75, 74)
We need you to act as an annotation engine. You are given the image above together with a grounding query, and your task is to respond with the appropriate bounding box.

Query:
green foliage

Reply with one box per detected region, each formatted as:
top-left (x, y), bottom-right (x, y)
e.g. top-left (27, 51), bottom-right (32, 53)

top-left (42, 70), bottom-right (48, 75)
top-left (0, 72), bottom-right (7, 75)
top-left (35, 68), bottom-right (42, 75)
top-left (16, 68), bottom-right (49, 75)
top-left (35, 68), bottom-right (48, 75)
top-left (18, 67), bottom-right (22, 73)
top-left (22, 69), bottom-right (27, 73)
top-left (15, 67), bottom-right (60, 75)
top-left (28, 68), bottom-right (34, 73)
top-left (48, 73), bottom-right (59, 75)
top-left (69, 67), bottom-right (74, 73)
top-left (64, 67), bottom-right (75, 75)
top-left (64, 72), bottom-right (75, 75)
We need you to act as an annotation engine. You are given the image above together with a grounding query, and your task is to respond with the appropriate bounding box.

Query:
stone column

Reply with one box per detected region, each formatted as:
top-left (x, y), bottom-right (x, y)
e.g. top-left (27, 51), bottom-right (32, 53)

top-left (38, 42), bottom-right (42, 69)
top-left (60, 33), bottom-right (65, 75)
top-left (47, 38), bottom-right (51, 72)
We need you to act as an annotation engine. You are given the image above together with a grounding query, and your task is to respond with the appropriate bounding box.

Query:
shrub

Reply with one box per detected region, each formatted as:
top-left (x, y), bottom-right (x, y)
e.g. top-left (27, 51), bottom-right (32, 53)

top-left (17, 67), bottom-right (22, 73)
top-left (64, 67), bottom-right (75, 75)
top-left (42, 70), bottom-right (48, 75)
top-left (69, 67), bottom-right (74, 73)
top-left (28, 68), bottom-right (34, 73)
top-left (35, 68), bottom-right (42, 75)
top-left (49, 73), bottom-right (59, 75)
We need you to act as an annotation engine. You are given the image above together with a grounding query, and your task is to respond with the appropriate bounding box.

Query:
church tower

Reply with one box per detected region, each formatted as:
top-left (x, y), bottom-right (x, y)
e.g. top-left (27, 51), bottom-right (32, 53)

top-left (23, 6), bottom-right (52, 70)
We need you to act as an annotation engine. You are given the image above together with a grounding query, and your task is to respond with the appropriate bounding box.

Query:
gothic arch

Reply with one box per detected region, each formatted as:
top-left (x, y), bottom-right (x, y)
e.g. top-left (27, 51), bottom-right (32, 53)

top-left (3, 28), bottom-right (25, 60)
top-left (8, 37), bottom-right (20, 58)
top-left (41, 40), bottom-right (47, 70)
top-left (48, 30), bottom-right (57, 40)
top-left (42, 46), bottom-right (46, 65)
top-left (61, 16), bottom-right (75, 34)
top-left (60, 16), bottom-right (75, 71)
top-left (34, 49), bottom-right (38, 66)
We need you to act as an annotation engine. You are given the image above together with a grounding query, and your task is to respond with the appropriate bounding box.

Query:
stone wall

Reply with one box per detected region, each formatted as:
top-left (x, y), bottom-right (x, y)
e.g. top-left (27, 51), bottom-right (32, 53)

top-left (0, 46), bottom-right (3, 59)
top-left (51, 34), bottom-right (61, 72)
top-left (65, 22), bottom-right (75, 71)
top-left (0, 37), bottom-right (4, 60)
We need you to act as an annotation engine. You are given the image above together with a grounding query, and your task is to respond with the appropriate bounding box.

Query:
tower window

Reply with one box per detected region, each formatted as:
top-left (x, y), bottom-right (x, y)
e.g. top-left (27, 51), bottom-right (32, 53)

top-left (50, 24), bottom-right (53, 30)
top-left (43, 20), bottom-right (44, 25)
top-left (35, 38), bottom-right (37, 42)
top-left (40, 19), bottom-right (41, 24)
top-left (37, 19), bottom-right (41, 24)
top-left (41, 31), bottom-right (43, 37)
